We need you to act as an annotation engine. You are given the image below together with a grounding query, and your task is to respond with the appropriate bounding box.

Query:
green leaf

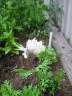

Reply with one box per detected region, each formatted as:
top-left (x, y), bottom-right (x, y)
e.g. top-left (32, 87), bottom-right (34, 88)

top-left (15, 69), bottom-right (33, 79)
top-left (4, 46), bottom-right (12, 54)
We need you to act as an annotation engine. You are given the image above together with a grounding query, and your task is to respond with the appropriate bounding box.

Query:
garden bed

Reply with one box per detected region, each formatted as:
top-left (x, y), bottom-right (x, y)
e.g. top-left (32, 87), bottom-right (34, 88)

top-left (0, 0), bottom-right (72, 96)
top-left (0, 49), bottom-right (72, 96)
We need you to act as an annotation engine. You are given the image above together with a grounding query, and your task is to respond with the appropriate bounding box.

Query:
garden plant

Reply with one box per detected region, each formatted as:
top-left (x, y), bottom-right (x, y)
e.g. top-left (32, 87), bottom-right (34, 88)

top-left (0, 0), bottom-right (64, 96)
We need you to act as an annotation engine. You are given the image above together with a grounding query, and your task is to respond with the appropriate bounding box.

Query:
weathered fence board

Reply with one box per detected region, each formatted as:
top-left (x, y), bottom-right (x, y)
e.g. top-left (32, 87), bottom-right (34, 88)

top-left (44, 0), bottom-right (72, 46)
top-left (52, 31), bottom-right (72, 85)
top-left (59, 0), bottom-right (72, 46)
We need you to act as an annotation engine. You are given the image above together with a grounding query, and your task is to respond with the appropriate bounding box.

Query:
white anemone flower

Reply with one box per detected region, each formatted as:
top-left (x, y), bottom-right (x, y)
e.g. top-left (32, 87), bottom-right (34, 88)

top-left (26, 38), bottom-right (37, 53)
top-left (26, 38), bottom-right (46, 55)
top-left (18, 38), bottom-right (46, 59)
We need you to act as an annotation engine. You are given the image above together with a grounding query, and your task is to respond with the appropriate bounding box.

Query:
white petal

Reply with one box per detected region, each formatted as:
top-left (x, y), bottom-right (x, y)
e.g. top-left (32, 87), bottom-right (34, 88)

top-left (22, 53), bottom-right (28, 59)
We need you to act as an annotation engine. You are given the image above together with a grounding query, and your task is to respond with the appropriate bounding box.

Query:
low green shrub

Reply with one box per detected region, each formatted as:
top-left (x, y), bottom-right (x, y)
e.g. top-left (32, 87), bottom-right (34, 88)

top-left (15, 48), bottom-right (64, 96)
top-left (0, 0), bottom-right (47, 33)
top-left (0, 80), bottom-right (40, 96)
top-left (0, 0), bottom-right (48, 56)
top-left (0, 80), bottom-right (20, 96)
top-left (21, 85), bottom-right (40, 96)
top-left (0, 0), bottom-right (63, 56)
top-left (37, 48), bottom-right (57, 63)
top-left (0, 48), bottom-right (64, 96)
top-left (0, 30), bottom-right (20, 57)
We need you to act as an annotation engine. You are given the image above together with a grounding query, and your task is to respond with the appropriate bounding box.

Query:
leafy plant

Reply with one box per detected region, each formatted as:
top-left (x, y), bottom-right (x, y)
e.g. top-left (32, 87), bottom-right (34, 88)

top-left (0, 0), bottom-right (62, 56)
top-left (0, 80), bottom-right (20, 96)
top-left (15, 48), bottom-right (64, 96)
top-left (47, 69), bottom-right (64, 96)
top-left (0, 0), bottom-right (48, 56)
top-left (15, 60), bottom-right (51, 79)
top-left (0, 47), bottom-right (64, 96)
top-left (37, 48), bottom-right (57, 63)
top-left (15, 69), bottom-right (33, 79)
top-left (35, 60), bottom-right (52, 92)
top-left (0, 80), bottom-right (40, 96)
top-left (0, 0), bottom-right (47, 33)
top-left (21, 85), bottom-right (40, 96)
top-left (0, 30), bottom-right (21, 56)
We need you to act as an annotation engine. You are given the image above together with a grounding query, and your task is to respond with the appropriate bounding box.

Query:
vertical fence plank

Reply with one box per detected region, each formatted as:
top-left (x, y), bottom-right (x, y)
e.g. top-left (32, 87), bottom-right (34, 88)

top-left (44, 0), bottom-right (50, 5)
top-left (44, 0), bottom-right (72, 45)
top-left (59, 0), bottom-right (72, 46)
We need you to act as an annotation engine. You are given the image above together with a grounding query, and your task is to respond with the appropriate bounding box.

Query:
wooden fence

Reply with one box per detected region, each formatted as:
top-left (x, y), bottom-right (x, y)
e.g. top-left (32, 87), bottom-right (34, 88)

top-left (44, 0), bottom-right (72, 84)
top-left (44, 0), bottom-right (72, 46)
top-left (60, 0), bottom-right (72, 46)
